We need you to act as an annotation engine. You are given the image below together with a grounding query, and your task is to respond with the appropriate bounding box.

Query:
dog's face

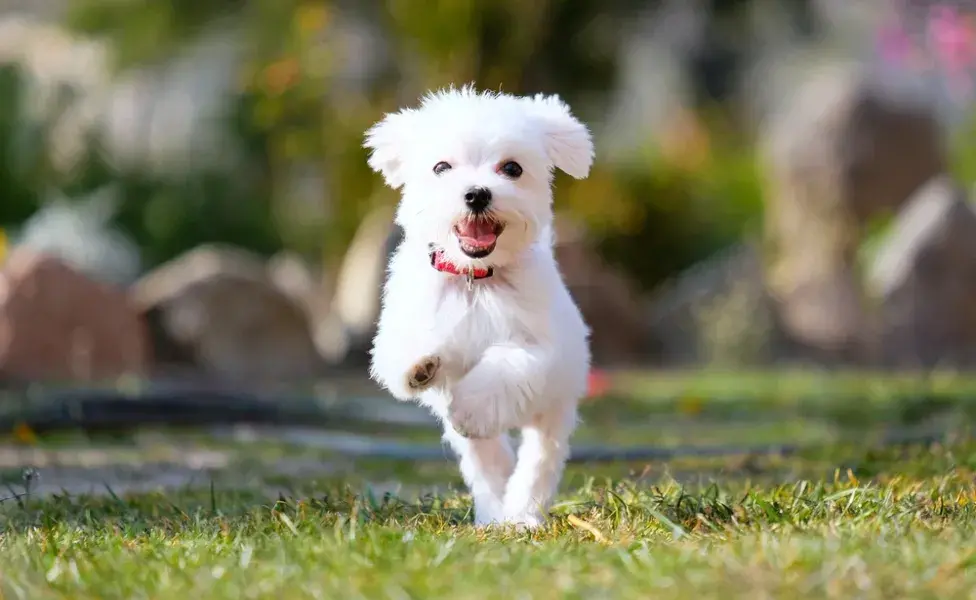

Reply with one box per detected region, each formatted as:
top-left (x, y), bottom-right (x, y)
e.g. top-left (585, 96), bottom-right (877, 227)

top-left (364, 87), bottom-right (593, 269)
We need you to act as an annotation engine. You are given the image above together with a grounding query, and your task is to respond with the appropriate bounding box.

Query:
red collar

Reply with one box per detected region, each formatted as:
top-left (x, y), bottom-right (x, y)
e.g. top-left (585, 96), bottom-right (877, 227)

top-left (429, 247), bottom-right (494, 280)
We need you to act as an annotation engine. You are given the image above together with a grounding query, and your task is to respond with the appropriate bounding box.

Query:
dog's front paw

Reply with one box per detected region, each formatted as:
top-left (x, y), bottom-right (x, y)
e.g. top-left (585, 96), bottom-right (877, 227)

top-left (406, 355), bottom-right (441, 391)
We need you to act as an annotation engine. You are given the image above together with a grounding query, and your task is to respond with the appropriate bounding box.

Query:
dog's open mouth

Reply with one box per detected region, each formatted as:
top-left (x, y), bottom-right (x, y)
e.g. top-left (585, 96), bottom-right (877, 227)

top-left (454, 217), bottom-right (504, 258)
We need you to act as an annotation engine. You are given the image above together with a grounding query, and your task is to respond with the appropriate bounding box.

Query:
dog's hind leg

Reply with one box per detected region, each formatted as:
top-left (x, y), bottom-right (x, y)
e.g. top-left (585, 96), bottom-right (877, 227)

top-left (502, 403), bottom-right (578, 528)
top-left (442, 426), bottom-right (516, 527)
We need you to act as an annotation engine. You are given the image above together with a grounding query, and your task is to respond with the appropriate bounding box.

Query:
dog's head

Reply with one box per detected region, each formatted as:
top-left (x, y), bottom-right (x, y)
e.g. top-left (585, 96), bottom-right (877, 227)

top-left (364, 86), bottom-right (593, 269)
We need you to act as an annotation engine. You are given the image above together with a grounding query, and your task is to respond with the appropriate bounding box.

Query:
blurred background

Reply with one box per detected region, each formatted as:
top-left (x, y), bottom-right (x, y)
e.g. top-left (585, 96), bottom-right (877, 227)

top-left (1, 0), bottom-right (976, 497)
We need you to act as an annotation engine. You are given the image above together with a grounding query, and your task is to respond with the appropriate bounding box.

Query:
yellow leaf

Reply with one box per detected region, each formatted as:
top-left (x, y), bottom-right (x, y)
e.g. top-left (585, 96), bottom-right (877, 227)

top-left (277, 512), bottom-right (300, 535)
top-left (13, 422), bottom-right (37, 445)
top-left (658, 108), bottom-right (711, 172)
top-left (567, 514), bottom-right (607, 543)
top-left (0, 228), bottom-right (7, 264)
top-left (296, 4), bottom-right (329, 34)
top-left (263, 58), bottom-right (301, 95)
top-left (678, 395), bottom-right (703, 416)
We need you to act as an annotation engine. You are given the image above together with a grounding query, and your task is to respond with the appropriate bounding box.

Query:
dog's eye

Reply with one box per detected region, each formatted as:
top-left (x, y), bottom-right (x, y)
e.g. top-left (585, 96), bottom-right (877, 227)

top-left (498, 161), bottom-right (523, 179)
top-left (433, 162), bottom-right (452, 175)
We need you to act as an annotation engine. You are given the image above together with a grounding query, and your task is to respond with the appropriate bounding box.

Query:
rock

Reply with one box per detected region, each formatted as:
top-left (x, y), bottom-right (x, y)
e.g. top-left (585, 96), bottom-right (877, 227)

top-left (266, 250), bottom-right (320, 311)
top-left (647, 243), bottom-right (777, 366)
top-left (867, 176), bottom-right (976, 368)
top-left (266, 250), bottom-right (353, 368)
top-left (131, 244), bottom-right (323, 382)
top-left (553, 217), bottom-right (653, 365)
top-left (763, 64), bottom-right (945, 226)
top-left (761, 63), bottom-right (947, 364)
top-left (0, 250), bottom-right (149, 382)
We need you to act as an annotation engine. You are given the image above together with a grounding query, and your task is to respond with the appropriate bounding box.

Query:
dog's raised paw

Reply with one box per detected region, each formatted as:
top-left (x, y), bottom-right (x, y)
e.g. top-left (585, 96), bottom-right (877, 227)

top-left (406, 356), bottom-right (440, 390)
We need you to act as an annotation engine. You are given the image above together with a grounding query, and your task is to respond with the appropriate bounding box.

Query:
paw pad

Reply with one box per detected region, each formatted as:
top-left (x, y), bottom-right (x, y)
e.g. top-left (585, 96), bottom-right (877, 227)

top-left (407, 356), bottom-right (440, 390)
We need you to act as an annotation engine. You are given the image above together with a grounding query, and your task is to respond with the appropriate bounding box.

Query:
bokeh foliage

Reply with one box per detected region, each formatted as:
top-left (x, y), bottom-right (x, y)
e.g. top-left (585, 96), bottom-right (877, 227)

top-left (0, 0), bottom-right (770, 287)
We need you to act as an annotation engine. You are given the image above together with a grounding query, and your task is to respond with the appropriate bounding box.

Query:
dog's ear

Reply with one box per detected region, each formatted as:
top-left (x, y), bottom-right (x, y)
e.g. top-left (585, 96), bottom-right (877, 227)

top-left (524, 94), bottom-right (594, 179)
top-left (364, 109), bottom-right (416, 189)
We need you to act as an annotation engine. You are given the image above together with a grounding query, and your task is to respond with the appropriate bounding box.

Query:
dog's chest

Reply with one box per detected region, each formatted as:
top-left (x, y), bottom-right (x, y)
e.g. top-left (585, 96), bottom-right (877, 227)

top-left (434, 283), bottom-right (523, 354)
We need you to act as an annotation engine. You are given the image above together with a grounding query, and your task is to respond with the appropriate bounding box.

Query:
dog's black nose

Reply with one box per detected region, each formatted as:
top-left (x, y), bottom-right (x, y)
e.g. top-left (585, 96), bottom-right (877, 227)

top-left (464, 187), bottom-right (492, 213)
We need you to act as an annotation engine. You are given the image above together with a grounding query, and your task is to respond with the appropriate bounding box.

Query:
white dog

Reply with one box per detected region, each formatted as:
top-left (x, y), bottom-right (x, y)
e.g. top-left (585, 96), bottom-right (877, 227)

top-left (364, 86), bottom-right (593, 528)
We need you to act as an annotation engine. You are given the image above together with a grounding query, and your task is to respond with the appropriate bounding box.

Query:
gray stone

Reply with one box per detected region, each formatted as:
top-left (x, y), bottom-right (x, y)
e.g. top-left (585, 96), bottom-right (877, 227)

top-left (868, 176), bottom-right (976, 367)
top-left (647, 243), bottom-right (777, 366)
top-left (131, 244), bottom-right (323, 382)
top-left (761, 63), bottom-right (947, 364)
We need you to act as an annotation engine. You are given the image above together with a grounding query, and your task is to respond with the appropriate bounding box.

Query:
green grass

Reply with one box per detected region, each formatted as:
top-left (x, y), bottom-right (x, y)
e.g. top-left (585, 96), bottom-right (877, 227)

top-left (1, 370), bottom-right (976, 599)
top-left (1, 443), bottom-right (975, 599)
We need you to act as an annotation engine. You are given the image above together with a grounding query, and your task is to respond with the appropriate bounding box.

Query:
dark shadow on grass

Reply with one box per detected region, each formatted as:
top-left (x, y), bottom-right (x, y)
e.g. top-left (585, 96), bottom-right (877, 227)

top-left (0, 482), bottom-right (479, 534)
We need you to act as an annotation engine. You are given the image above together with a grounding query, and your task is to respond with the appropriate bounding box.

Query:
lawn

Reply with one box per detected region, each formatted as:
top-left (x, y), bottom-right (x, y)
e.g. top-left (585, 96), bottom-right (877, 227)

top-left (1, 370), bottom-right (975, 599)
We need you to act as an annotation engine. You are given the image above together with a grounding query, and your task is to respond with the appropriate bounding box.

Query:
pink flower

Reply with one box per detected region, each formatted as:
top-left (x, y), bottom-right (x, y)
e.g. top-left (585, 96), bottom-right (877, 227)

top-left (928, 4), bottom-right (976, 74)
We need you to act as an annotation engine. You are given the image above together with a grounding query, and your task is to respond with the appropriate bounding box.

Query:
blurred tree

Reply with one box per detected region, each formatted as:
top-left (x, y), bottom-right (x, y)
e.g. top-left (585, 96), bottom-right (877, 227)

top-left (0, 65), bottom-right (39, 227)
top-left (66, 0), bottom-right (635, 259)
top-left (0, 63), bottom-right (118, 226)
top-left (58, 0), bottom-right (770, 288)
top-left (69, 0), bottom-right (248, 70)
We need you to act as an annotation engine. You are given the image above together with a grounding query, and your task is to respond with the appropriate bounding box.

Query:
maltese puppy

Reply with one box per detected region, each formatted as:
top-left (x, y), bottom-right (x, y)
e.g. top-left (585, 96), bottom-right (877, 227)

top-left (364, 86), bottom-right (593, 528)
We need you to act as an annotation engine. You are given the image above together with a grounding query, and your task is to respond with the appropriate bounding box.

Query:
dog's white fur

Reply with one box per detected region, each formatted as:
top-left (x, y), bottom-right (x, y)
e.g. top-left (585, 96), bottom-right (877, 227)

top-left (364, 86), bottom-right (593, 528)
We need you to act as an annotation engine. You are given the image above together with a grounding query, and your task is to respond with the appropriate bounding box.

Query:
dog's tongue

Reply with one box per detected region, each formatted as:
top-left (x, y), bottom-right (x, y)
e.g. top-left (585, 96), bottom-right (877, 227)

top-left (456, 220), bottom-right (497, 248)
